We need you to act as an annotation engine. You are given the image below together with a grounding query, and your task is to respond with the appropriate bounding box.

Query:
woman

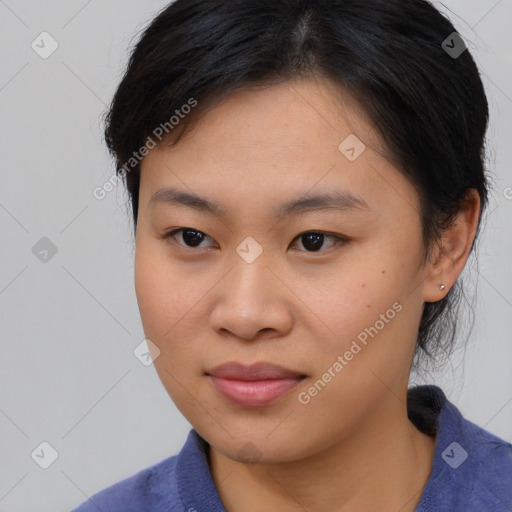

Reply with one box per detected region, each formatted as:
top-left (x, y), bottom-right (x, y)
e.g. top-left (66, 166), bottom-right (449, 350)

top-left (73, 0), bottom-right (512, 510)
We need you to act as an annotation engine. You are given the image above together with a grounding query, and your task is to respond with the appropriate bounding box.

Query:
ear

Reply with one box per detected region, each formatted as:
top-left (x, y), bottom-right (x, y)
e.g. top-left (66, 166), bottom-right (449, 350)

top-left (423, 189), bottom-right (481, 303)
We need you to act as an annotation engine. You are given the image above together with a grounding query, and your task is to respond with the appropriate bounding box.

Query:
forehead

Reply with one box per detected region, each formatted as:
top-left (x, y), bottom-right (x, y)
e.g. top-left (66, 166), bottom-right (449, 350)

top-left (138, 76), bottom-right (419, 218)
top-left (172, 75), bottom-right (384, 152)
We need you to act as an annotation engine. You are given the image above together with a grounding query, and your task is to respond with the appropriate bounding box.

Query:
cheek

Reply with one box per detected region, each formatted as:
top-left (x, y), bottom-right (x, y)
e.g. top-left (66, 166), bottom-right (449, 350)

top-left (134, 244), bottom-right (206, 413)
top-left (133, 241), bottom-right (214, 374)
top-left (300, 258), bottom-right (392, 330)
top-left (134, 242), bottom-right (194, 335)
top-left (301, 259), bottom-right (419, 380)
top-left (134, 249), bottom-right (168, 335)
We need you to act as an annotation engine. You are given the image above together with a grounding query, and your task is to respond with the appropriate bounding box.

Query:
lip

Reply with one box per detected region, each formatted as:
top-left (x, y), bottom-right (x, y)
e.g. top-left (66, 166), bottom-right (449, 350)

top-left (207, 361), bottom-right (305, 380)
top-left (206, 361), bottom-right (306, 408)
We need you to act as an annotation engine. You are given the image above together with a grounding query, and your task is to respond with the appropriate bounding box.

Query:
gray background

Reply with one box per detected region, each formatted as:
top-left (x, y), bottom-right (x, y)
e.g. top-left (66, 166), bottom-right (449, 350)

top-left (0, 1), bottom-right (510, 511)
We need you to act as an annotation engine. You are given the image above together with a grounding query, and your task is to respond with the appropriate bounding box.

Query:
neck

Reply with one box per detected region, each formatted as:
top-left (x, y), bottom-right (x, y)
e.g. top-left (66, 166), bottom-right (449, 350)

top-left (208, 391), bottom-right (436, 512)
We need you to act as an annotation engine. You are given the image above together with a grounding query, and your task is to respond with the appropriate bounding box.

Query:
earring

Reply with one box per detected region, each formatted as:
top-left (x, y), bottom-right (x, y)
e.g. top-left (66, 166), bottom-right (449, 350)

top-left (439, 284), bottom-right (446, 291)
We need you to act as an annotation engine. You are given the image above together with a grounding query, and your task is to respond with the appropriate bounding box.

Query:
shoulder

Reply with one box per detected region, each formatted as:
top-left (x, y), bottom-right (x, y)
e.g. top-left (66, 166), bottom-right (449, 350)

top-left (69, 428), bottom-right (222, 512)
top-left (445, 408), bottom-right (512, 510)
top-left (413, 385), bottom-right (512, 512)
top-left (69, 454), bottom-right (184, 512)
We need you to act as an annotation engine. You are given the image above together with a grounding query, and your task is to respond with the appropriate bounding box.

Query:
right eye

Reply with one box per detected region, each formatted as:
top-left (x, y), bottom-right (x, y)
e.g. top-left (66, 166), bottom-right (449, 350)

top-left (161, 228), bottom-right (217, 249)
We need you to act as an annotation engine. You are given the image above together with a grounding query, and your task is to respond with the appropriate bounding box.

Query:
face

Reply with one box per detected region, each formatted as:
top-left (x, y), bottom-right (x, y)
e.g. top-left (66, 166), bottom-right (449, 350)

top-left (135, 75), bottom-right (431, 463)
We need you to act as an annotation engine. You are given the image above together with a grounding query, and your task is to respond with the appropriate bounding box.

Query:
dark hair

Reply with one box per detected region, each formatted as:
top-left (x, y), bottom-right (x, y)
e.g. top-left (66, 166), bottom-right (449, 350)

top-left (103, 0), bottom-right (489, 366)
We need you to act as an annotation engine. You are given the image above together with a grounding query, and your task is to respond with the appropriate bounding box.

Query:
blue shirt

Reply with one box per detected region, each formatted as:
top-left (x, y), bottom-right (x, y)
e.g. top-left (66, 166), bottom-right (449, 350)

top-left (70, 385), bottom-right (512, 511)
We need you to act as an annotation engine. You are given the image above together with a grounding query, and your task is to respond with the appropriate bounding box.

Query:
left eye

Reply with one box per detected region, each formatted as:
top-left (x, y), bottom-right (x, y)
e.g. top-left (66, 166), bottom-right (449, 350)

top-left (161, 228), bottom-right (346, 253)
top-left (290, 231), bottom-right (345, 252)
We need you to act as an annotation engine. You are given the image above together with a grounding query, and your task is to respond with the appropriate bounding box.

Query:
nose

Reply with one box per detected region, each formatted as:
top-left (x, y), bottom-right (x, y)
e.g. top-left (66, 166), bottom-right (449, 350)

top-left (209, 255), bottom-right (293, 342)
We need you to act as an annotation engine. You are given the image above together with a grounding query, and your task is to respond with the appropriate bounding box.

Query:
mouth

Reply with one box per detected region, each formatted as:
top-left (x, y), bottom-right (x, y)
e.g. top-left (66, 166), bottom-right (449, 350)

top-left (206, 361), bottom-right (307, 408)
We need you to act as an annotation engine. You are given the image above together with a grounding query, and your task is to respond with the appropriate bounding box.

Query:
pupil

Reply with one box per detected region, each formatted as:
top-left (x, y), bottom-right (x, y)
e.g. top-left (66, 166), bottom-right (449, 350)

top-left (183, 230), bottom-right (204, 247)
top-left (302, 232), bottom-right (323, 251)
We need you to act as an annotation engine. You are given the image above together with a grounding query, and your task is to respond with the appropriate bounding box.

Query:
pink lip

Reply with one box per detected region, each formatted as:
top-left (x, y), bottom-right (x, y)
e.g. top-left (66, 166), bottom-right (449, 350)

top-left (206, 361), bottom-right (306, 407)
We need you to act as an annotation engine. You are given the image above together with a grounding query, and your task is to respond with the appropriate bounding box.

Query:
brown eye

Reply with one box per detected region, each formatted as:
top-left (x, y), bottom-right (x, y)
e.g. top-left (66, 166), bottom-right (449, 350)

top-left (162, 228), bottom-right (216, 248)
top-left (161, 228), bottom-right (347, 253)
top-left (291, 231), bottom-right (347, 253)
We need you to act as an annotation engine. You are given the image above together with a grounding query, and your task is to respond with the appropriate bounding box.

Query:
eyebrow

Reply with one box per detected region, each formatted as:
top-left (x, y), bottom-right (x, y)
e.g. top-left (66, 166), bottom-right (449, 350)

top-left (148, 186), bottom-right (370, 219)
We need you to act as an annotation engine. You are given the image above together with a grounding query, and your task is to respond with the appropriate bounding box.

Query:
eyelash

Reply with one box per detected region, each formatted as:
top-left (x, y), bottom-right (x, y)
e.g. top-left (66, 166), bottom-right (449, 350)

top-left (160, 228), bottom-right (349, 254)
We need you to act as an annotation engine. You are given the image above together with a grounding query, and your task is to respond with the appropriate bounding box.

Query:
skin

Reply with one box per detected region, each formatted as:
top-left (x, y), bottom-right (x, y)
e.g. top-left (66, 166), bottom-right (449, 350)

top-left (135, 75), bottom-right (480, 512)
